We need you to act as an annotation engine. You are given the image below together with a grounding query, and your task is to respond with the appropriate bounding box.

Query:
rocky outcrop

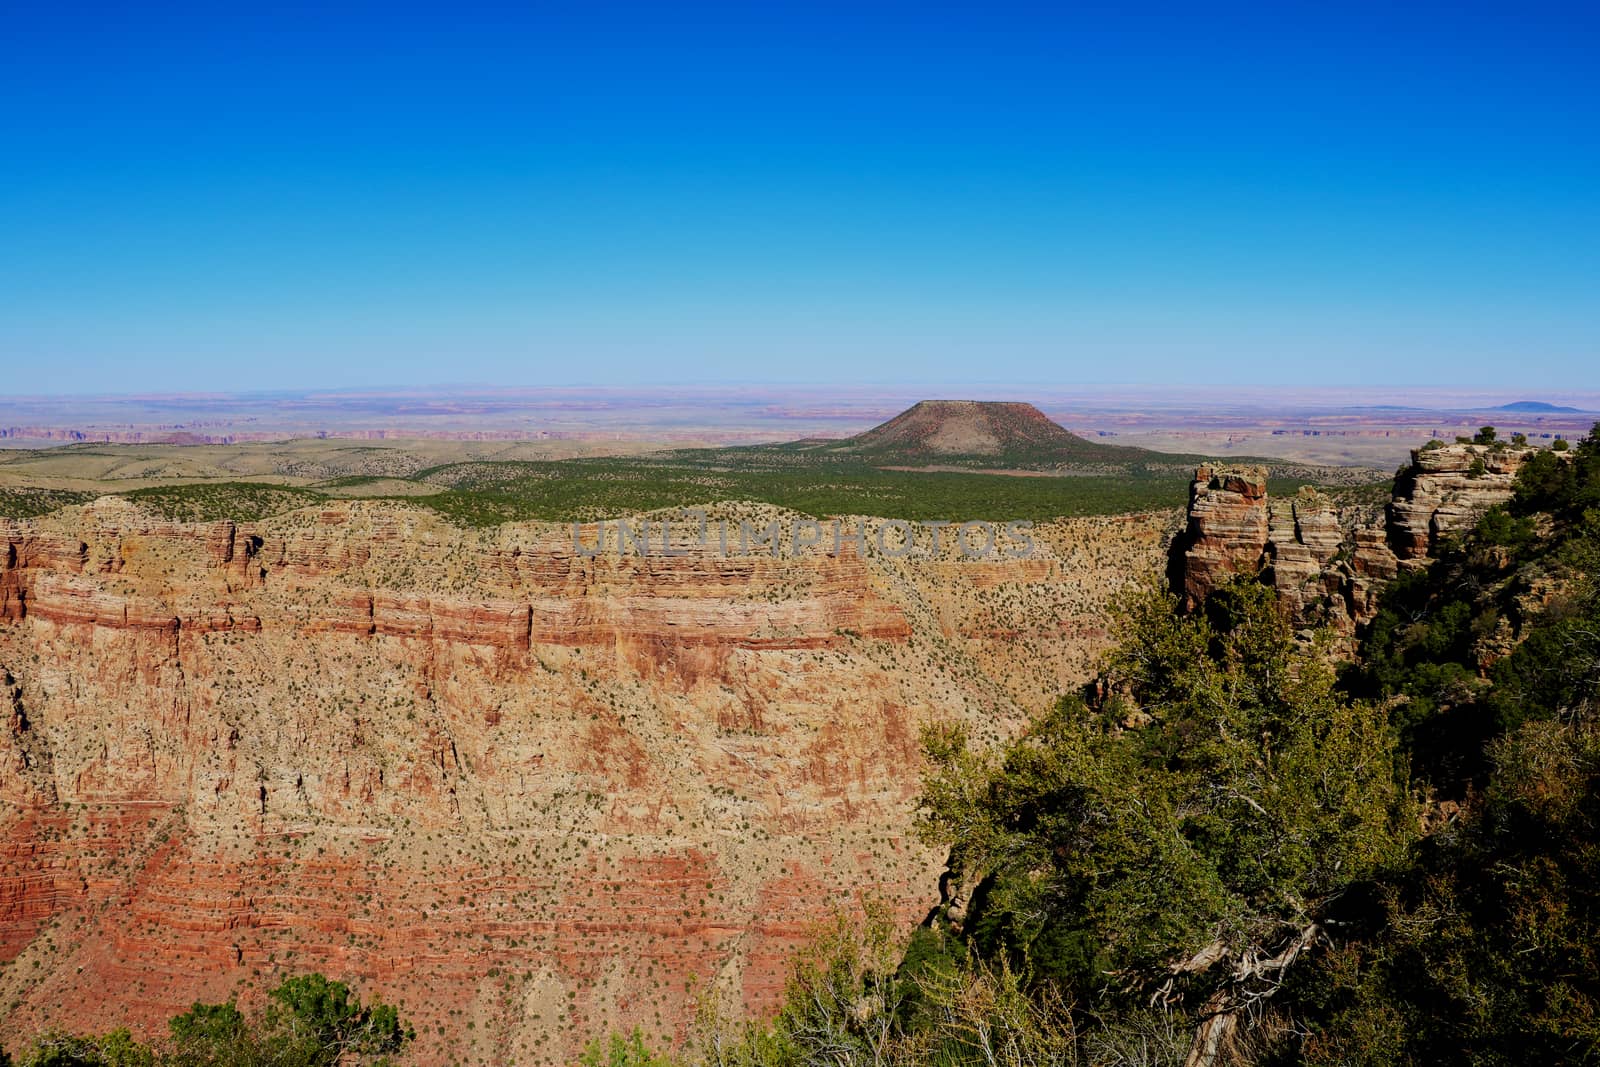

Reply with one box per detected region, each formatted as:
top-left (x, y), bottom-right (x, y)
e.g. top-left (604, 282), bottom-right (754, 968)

top-left (1175, 440), bottom-right (1542, 636)
top-left (1388, 442), bottom-right (1533, 560)
top-left (1177, 467), bottom-right (1270, 609)
top-left (0, 498), bottom-right (1172, 1066)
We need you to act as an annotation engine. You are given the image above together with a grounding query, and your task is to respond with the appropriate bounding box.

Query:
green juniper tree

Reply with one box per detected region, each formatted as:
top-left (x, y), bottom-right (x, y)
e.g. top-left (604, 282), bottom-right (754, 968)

top-left (918, 578), bottom-right (1414, 1063)
top-left (16, 975), bottom-right (410, 1067)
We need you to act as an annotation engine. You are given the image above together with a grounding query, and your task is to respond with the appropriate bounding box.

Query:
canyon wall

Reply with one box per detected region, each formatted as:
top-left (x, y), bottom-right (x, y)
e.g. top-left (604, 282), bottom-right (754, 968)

top-left (1175, 440), bottom-right (1536, 634)
top-left (0, 498), bottom-right (1173, 1065)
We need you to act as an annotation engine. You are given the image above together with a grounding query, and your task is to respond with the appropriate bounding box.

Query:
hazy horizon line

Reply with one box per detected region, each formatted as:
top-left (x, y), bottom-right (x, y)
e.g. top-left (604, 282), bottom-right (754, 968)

top-left (6, 382), bottom-right (1600, 403)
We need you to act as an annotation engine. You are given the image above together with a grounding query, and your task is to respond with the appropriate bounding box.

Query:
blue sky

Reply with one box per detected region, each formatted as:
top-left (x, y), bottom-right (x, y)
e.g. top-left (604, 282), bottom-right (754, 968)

top-left (2, 3), bottom-right (1596, 394)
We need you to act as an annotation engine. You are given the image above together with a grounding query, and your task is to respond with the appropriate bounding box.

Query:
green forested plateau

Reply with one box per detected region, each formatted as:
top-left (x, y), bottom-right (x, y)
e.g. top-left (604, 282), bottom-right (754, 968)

top-left (1, 453), bottom-right (1366, 526)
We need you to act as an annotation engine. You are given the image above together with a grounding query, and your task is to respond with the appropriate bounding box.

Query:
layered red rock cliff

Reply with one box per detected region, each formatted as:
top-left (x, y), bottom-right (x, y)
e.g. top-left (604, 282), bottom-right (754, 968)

top-left (0, 498), bottom-right (1170, 1065)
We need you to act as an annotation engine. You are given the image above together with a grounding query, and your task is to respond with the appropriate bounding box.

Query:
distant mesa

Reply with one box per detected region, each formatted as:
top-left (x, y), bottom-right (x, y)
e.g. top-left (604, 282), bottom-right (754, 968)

top-left (799, 399), bottom-right (1148, 468)
top-left (1490, 400), bottom-right (1585, 413)
top-left (772, 399), bottom-right (1374, 482)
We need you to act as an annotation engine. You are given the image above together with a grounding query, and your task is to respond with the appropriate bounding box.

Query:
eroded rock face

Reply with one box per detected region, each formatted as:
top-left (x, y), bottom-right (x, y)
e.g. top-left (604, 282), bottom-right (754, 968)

top-left (1264, 489), bottom-right (1350, 629)
top-left (0, 498), bottom-right (1172, 1066)
top-left (1178, 466), bottom-right (1270, 610)
top-left (1388, 442), bottom-right (1532, 561)
top-left (1174, 440), bottom-right (1540, 637)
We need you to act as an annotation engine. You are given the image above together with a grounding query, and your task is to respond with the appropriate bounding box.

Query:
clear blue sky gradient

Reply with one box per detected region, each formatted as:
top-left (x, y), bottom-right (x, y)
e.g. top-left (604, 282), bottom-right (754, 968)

top-left (2, 3), bottom-right (1596, 393)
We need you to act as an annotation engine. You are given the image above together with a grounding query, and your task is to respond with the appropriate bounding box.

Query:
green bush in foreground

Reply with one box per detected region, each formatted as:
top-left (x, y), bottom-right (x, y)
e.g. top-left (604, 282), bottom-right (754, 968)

top-left (11, 975), bottom-right (410, 1067)
top-left (14, 1031), bottom-right (153, 1067)
top-left (580, 1029), bottom-right (682, 1067)
top-left (914, 578), bottom-right (1414, 1061)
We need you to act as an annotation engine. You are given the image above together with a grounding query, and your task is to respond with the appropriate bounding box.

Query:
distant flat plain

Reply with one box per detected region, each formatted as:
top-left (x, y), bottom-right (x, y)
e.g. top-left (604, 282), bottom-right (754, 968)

top-left (4, 385), bottom-right (1594, 471)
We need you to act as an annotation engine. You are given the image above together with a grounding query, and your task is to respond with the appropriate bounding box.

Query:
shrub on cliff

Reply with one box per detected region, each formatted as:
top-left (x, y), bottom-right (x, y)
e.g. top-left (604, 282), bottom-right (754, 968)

top-left (14, 975), bottom-right (413, 1067)
top-left (579, 1030), bottom-right (681, 1067)
top-left (684, 901), bottom-right (1092, 1067)
top-left (1513, 422), bottom-right (1600, 520)
top-left (14, 1031), bottom-right (153, 1067)
top-left (1295, 718), bottom-right (1600, 1064)
top-left (259, 974), bottom-right (410, 1065)
top-left (686, 899), bottom-right (908, 1067)
top-left (916, 578), bottom-right (1414, 1060)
